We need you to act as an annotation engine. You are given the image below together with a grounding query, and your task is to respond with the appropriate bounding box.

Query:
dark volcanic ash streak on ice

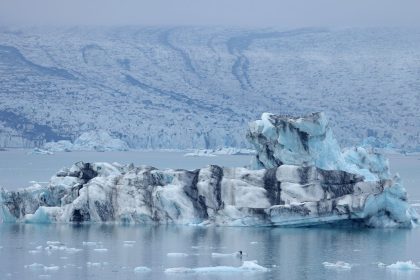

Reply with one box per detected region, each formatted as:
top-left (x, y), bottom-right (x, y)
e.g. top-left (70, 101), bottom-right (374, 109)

top-left (0, 113), bottom-right (417, 228)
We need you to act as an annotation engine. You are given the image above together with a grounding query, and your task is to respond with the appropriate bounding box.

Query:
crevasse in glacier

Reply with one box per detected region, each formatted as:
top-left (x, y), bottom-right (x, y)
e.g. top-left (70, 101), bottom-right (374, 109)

top-left (0, 113), bottom-right (417, 227)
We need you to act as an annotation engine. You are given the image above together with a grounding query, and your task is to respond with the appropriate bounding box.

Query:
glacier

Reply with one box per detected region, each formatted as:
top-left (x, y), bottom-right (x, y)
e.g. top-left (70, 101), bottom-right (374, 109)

top-left (43, 130), bottom-right (129, 152)
top-left (0, 113), bottom-right (417, 227)
top-left (0, 27), bottom-right (419, 152)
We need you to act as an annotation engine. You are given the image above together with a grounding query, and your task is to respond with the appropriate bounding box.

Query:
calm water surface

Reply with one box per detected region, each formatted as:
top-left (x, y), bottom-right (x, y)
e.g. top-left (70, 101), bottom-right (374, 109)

top-left (0, 150), bottom-right (419, 280)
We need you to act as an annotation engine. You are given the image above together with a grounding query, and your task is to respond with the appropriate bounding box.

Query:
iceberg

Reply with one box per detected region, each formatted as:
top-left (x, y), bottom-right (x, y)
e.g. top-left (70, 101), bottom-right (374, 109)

top-left (0, 113), bottom-right (417, 227)
top-left (43, 130), bottom-right (129, 152)
top-left (386, 261), bottom-right (420, 271)
top-left (165, 260), bottom-right (269, 274)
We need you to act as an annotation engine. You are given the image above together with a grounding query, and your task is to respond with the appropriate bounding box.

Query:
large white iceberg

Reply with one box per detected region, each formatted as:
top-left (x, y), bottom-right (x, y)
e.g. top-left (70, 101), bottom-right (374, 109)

top-left (0, 113), bottom-right (417, 227)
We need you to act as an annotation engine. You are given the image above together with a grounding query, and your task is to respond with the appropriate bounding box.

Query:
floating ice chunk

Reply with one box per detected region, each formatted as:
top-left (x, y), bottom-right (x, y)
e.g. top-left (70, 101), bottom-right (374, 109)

top-left (239, 261), bottom-right (269, 272)
top-left (43, 265), bottom-right (60, 271)
top-left (167, 253), bottom-right (189, 257)
top-left (165, 267), bottom-right (194, 274)
top-left (123, 241), bottom-right (136, 244)
top-left (29, 250), bottom-right (41, 254)
top-left (25, 263), bottom-right (44, 270)
top-left (44, 245), bottom-right (82, 253)
top-left (211, 252), bottom-right (245, 258)
top-left (87, 262), bottom-right (101, 267)
top-left (46, 241), bottom-right (62, 245)
top-left (38, 275), bottom-right (51, 279)
top-left (82, 241), bottom-right (98, 246)
top-left (94, 248), bottom-right (108, 252)
top-left (134, 266), bottom-right (152, 273)
top-left (250, 241), bottom-right (258, 245)
top-left (376, 262), bottom-right (387, 267)
top-left (165, 260), bottom-right (268, 274)
top-left (184, 150), bottom-right (216, 157)
top-left (323, 261), bottom-right (352, 270)
top-left (386, 261), bottom-right (420, 270)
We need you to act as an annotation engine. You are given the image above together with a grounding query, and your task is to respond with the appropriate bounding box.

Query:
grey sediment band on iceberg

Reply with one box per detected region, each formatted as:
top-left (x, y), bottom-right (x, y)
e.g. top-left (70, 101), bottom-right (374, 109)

top-left (0, 112), bottom-right (417, 227)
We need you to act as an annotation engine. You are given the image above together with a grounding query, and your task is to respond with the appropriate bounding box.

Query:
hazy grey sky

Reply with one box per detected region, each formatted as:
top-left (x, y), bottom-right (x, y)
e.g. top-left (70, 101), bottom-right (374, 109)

top-left (1, 0), bottom-right (420, 27)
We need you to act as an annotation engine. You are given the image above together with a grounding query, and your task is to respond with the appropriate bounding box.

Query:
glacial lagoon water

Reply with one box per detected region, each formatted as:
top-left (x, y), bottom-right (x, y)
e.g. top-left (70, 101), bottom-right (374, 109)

top-left (0, 150), bottom-right (420, 280)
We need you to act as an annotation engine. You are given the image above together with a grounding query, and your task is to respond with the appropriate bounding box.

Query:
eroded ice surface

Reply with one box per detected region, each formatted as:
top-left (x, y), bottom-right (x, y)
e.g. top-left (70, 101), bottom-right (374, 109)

top-left (0, 113), bottom-right (417, 228)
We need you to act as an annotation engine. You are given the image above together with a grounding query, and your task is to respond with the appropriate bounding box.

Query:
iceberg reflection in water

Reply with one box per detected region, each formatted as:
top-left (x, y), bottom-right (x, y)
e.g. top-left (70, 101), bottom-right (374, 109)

top-left (0, 224), bottom-right (420, 280)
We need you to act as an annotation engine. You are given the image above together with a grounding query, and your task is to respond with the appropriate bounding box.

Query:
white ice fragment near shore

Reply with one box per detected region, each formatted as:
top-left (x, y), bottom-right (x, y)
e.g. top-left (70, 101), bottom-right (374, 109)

top-left (43, 265), bottom-right (60, 271)
top-left (211, 252), bottom-right (236, 258)
top-left (93, 248), bottom-right (108, 252)
top-left (167, 253), bottom-right (188, 257)
top-left (87, 262), bottom-right (101, 267)
top-left (322, 261), bottom-right (352, 270)
top-left (82, 241), bottom-right (98, 246)
top-left (386, 261), bottom-right (420, 270)
top-left (165, 260), bottom-right (268, 274)
top-left (46, 241), bottom-right (61, 245)
top-left (44, 245), bottom-right (82, 254)
top-left (133, 266), bottom-right (152, 273)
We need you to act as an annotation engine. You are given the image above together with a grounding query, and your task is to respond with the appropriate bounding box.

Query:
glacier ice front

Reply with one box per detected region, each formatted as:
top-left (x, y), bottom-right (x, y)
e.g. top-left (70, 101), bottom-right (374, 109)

top-left (0, 112), bottom-right (417, 227)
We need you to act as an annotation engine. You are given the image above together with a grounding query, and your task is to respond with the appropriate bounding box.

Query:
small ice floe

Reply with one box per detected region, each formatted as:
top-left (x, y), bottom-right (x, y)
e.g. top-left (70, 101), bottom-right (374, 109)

top-left (46, 241), bottom-right (62, 246)
top-left (322, 261), bottom-right (353, 270)
top-left (60, 257), bottom-right (68, 260)
top-left (87, 262), bottom-right (102, 267)
top-left (29, 250), bottom-right (41, 254)
top-left (165, 260), bottom-right (269, 274)
top-left (167, 253), bottom-right (189, 257)
top-left (45, 245), bottom-right (82, 254)
top-left (184, 150), bottom-right (216, 157)
top-left (24, 263), bottom-right (44, 270)
top-left (38, 275), bottom-right (51, 279)
top-left (250, 241), bottom-right (258, 245)
top-left (134, 266), bottom-right (152, 273)
top-left (43, 265), bottom-right (60, 271)
top-left (93, 248), bottom-right (108, 252)
top-left (82, 241), bottom-right (98, 246)
top-left (123, 241), bottom-right (135, 247)
top-left (375, 262), bottom-right (387, 268)
top-left (386, 261), bottom-right (420, 271)
top-left (410, 203), bottom-right (420, 207)
top-left (211, 251), bottom-right (246, 258)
